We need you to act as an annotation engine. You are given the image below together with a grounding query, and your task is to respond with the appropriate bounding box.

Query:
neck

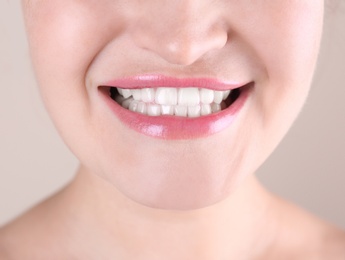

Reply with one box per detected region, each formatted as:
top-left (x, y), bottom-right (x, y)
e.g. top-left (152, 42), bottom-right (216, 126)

top-left (53, 165), bottom-right (278, 259)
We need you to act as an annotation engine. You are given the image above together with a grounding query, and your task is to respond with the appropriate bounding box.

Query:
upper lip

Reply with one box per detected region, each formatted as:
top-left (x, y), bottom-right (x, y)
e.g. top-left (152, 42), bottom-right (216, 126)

top-left (102, 74), bottom-right (248, 91)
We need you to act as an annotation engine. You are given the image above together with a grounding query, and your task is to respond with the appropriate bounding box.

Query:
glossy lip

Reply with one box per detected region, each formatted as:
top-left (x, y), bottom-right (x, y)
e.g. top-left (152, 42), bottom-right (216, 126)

top-left (98, 75), bottom-right (253, 140)
top-left (105, 74), bottom-right (245, 90)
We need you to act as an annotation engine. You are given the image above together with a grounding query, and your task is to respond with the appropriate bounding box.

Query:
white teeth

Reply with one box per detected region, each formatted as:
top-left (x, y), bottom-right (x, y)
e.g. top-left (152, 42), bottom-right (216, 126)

top-left (200, 89), bottom-right (214, 104)
top-left (178, 88), bottom-right (200, 106)
top-left (114, 87), bottom-right (234, 117)
top-left (121, 89), bottom-right (132, 99)
top-left (175, 106), bottom-right (188, 117)
top-left (213, 91), bottom-right (224, 104)
top-left (223, 90), bottom-right (231, 100)
top-left (161, 105), bottom-right (174, 115)
top-left (201, 104), bottom-right (212, 116)
top-left (137, 102), bottom-right (147, 114)
top-left (141, 88), bottom-right (155, 102)
top-left (147, 104), bottom-right (161, 116)
top-left (129, 100), bottom-right (139, 112)
top-left (132, 89), bottom-right (142, 101)
top-left (155, 88), bottom-right (177, 105)
top-left (188, 105), bottom-right (201, 118)
top-left (211, 103), bottom-right (221, 113)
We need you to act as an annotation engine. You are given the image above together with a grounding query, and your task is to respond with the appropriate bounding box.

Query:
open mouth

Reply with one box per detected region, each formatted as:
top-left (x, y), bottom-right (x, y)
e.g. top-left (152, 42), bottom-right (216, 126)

top-left (104, 86), bottom-right (242, 118)
top-left (98, 76), bottom-right (252, 139)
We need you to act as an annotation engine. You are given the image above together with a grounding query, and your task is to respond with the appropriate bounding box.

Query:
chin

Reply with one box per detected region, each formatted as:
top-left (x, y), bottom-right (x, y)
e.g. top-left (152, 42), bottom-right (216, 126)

top-left (95, 156), bottom-right (251, 211)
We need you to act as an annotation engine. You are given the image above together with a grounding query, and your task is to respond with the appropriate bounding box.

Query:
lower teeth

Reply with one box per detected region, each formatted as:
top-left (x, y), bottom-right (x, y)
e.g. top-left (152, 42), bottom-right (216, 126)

top-left (110, 88), bottom-right (237, 117)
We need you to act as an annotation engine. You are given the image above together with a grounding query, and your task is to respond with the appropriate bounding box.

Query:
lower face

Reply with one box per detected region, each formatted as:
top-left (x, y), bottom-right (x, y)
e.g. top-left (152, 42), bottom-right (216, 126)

top-left (22, 0), bottom-right (324, 210)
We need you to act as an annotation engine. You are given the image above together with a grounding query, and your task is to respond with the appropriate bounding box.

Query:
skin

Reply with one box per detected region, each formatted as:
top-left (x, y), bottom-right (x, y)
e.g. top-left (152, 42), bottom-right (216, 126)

top-left (20, 0), bottom-right (325, 210)
top-left (0, 0), bottom-right (345, 259)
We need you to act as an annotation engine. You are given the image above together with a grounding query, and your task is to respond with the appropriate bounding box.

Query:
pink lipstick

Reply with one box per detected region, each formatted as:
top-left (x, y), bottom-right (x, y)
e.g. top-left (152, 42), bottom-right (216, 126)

top-left (98, 75), bottom-right (253, 139)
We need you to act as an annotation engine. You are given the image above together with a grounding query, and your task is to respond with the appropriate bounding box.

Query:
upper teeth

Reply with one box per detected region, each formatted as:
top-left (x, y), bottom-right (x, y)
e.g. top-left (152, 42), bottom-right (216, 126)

top-left (117, 87), bottom-right (230, 105)
top-left (115, 87), bottom-right (231, 117)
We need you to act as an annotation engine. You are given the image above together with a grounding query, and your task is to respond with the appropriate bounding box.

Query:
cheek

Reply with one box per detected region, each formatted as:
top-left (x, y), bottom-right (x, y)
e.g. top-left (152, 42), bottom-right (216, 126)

top-left (23, 1), bottom-right (127, 148)
top-left (24, 1), bottom-right (125, 106)
top-left (22, 2), bottom-right (111, 168)
top-left (245, 2), bottom-right (324, 160)
top-left (267, 3), bottom-right (323, 116)
top-left (243, 1), bottom-right (324, 82)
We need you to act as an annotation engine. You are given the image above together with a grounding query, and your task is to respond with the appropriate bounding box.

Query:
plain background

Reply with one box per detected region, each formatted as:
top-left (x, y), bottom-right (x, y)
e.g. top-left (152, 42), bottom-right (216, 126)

top-left (1, 2), bottom-right (344, 229)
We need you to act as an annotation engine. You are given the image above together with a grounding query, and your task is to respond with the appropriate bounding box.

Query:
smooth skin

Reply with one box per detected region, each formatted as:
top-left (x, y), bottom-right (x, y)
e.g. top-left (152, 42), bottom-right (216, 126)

top-left (1, 0), bottom-right (345, 259)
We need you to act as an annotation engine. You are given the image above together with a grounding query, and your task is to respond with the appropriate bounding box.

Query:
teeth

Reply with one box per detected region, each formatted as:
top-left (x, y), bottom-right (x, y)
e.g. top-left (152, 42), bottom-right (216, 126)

top-left (121, 97), bottom-right (132, 109)
top-left (115, 95), bottom-right (125, 104)
top-left (161, 105), bottom-right (174, 115)
top-left (188, 105), bottom-right (201, 118)
top-left (155, 88), bottom-right (177, 105)
top-left (120, 88), bottom-right (132, 99)
top-left (147, 104), bottom-right (161, 116)
top-left (211, 103), bottom-right (221, 113)
top-left (113, 87), bottom-right (234, 117)
top-left (213, 91), bottom-right (223, 104)
top-left (175, 106), bottom-right (188, 117)
top-left (178, 88), bottom-right (200, 106)
top-left (200, 89), bottom-right (214, 104)
top-left (129, 100), bottom-right (139, 112)
top-left (223, 90), bottom-right (231, 100)
top-left (137, 102), bottom-right (147, 114)
top-left (132, 89), bottom-right (142, 101)
top-left (141, 88), bottom-right (155, 102)
top-left (201, 104), bottom-right (212, 116)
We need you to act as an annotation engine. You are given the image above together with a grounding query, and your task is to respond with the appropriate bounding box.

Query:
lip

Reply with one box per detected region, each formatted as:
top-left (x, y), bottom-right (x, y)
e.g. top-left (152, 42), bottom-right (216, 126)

top-left (98, 75), bottom-right (253, 140)
top-left (104, 74), bottom-right (245, 90)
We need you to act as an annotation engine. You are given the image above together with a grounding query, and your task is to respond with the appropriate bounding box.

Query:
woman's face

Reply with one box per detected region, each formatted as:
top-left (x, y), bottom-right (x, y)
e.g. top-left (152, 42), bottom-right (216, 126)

top-left (22, 0), bottom-right (324, 210)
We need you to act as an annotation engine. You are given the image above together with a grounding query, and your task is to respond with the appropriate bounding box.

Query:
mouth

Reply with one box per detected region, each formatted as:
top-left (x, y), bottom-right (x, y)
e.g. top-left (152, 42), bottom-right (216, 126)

top-left (98, 75), bottom-right (253, 139)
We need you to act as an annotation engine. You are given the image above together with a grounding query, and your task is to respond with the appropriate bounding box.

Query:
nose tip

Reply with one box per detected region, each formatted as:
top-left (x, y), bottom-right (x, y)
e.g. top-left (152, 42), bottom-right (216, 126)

top-left (156, 29), bottom-right (228, 65)
top-left (132, 21), bottom-right (228, 66)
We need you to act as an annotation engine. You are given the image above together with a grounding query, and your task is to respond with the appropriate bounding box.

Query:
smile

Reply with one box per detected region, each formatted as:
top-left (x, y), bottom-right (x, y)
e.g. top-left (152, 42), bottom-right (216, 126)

top-left (98, 75), bottom-right (253, 139)
top-left (110, 87), bottom-right (238, 117)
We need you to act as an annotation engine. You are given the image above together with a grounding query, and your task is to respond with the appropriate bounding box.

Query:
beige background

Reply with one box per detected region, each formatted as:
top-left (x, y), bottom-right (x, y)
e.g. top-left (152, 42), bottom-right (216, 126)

top-left (1, 2), bottom-right (345, 228)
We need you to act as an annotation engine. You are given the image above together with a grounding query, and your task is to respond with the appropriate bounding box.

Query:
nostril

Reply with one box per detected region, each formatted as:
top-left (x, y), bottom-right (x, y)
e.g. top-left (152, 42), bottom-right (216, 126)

top-left (131, 19), bottom-right (229, 66)
top-left (163, 33), bottom-right (227, 66)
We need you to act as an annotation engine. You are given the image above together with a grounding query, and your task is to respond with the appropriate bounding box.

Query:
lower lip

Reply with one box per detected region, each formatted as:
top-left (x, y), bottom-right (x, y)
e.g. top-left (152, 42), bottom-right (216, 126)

top-left (99, 84), bottom-right (252, 139)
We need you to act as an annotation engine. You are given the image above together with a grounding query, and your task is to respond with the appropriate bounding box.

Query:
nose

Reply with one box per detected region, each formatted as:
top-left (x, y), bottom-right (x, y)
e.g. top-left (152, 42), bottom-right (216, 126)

top-left (131, 1), bottom-right (228, 66)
